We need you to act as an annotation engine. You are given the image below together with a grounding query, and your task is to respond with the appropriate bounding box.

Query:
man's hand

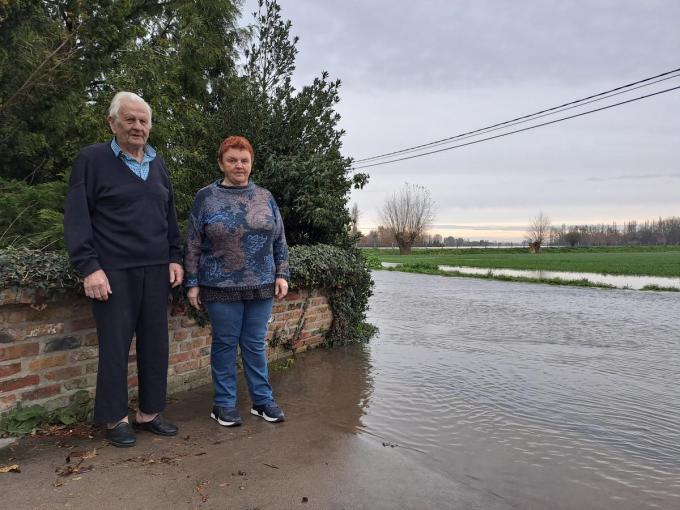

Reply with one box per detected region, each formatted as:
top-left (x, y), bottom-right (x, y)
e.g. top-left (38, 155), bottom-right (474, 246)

top-left (84, 269), bottom-right (112, 301)
top-left (187, 287), bottom-right (201, 309)
top-left (274, 278), bottom-right (289, 300)
top-left (169, 263), bottom-right (184, 288)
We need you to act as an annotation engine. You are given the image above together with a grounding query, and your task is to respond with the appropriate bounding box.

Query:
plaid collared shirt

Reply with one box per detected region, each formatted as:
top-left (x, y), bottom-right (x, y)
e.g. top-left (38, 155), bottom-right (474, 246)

top-left (110, 138), bottom-right (156, 181)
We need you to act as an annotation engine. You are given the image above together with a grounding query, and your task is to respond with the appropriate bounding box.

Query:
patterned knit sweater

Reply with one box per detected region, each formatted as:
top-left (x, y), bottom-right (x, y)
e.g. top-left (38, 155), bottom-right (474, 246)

top-left (184, 181), bottom-right (289, 297)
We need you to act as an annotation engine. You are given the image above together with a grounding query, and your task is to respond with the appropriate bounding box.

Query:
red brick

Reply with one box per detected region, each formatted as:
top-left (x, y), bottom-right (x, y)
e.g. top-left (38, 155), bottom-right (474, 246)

top-left (127, 376), bottom-right (138, 387)
top-left (0, 342), bottom-right (39, 361)
top-left (84, 332), bottom-right (99, 346)
top-left (27, 353), bottom-right (67, 371)
top-left (191, 327), bottom-right (211, 338)
top-left (70, 316), bottom-right (96, 331)
top-left (172, 329), bottom-right (189, 342)
top-left (180, 338), bottom-right (205, 352)
top-left (85, 362), bottom-right (98, 374)
top-left (21, 384), bottom-right (61, 401)
top-left (174, 360), bottom-right (199, 374)
top-left (0, 393), bottom-right (17, 410)
top-left (0, 374), bottom-right (39, 392)
top-left (0, 362), bottom-right (21, 379)
top-left (44, 366), bottom-right (83, 382)
top-left (170, 352), bottom-right (191, 364)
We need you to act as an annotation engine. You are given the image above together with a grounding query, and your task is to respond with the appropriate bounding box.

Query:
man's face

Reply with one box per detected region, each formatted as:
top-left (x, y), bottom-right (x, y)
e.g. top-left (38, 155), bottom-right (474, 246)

top-left (219, 148), bottom-right (252, 186)
top-left (108, 101), bottom-right (151, 153)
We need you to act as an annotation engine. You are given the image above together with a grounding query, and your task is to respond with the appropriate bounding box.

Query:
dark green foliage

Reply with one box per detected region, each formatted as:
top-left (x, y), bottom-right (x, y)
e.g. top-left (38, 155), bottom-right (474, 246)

top-left (0, 0), bottom-right (368, 249)
top-left (0, 247), bottom-right (80, 293)
top-left (0, 390), bottom-right (93, 437)
top-left (0, 176), bottom-right (68, 249)
top-left (289, 244), bottom-right (376, 345)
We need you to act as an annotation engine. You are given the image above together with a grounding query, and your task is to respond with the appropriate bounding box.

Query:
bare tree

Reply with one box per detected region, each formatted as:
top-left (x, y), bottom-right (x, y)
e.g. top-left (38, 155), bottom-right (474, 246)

top-left (349, 203), bottom-right (360, 237)
top-left (381, 183), bottom-right (436, 255)
top-left (526, 212), bottom-right (551, 253)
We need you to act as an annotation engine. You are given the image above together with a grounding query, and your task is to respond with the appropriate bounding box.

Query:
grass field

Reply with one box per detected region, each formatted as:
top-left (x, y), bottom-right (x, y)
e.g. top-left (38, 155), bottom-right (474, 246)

top-left (363, 246), bottom-right (680, 277)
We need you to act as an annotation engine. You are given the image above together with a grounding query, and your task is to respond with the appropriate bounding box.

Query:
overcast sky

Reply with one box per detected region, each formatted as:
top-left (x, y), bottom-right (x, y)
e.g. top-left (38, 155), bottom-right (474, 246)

top-left (241, 1), bottom-right (680, 241)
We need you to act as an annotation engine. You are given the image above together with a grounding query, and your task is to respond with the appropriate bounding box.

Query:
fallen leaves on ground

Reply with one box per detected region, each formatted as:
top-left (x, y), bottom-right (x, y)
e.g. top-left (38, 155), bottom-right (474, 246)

top-left (56, 459), bottom-right (93, 477)
top-left (196, 479), bottom-right (209, 503)
top-left (0, 464), bottom-right (20, 473)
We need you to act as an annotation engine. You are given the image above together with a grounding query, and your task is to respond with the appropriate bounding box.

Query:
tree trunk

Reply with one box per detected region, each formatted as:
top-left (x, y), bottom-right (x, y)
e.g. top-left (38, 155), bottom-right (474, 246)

top-left (398, 244), bottom-right (412, 255)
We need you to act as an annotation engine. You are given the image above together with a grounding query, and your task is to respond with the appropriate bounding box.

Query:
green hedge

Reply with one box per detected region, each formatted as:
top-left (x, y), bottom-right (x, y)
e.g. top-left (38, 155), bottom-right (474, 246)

top-left (0, 245), bottom-right (375, 346)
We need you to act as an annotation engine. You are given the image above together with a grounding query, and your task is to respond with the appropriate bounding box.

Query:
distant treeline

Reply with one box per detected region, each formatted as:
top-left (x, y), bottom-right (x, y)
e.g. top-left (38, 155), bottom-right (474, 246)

top-left (357, 226), bottom-right (509, 248)
top-left (549, 217), bottom-right (680, 246)
top-left (358, 217), bottom-right (680, 248)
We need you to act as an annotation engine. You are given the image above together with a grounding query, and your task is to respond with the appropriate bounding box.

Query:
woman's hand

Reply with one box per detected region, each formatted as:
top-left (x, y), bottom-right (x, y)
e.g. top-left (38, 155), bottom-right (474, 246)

top-left (187, 287), bottom-right (202, 309)
top-left (274, 278), bottom-right (288, 299)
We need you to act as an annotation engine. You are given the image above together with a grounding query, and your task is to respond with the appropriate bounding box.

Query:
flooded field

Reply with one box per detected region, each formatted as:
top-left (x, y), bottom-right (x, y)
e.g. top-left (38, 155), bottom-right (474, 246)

top-left (306, 270), bottom-right (680, 509)
top-left (381, 262), bottom-right (680, 289)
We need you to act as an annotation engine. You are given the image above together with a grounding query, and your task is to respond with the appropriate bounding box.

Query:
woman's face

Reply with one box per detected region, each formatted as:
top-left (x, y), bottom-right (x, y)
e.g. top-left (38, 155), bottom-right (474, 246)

top-left (219, 147), bottom-right (252, 186)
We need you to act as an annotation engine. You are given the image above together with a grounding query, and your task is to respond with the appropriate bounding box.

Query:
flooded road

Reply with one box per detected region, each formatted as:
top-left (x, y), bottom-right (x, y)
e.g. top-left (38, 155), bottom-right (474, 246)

top-left (347, 270), bottom-right (680, 509)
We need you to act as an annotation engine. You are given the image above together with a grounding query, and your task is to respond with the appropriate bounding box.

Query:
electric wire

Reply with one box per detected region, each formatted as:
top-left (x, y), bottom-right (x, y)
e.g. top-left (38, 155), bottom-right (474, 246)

top-left (354, 72), bottom-right (680, 162)
top-left (353, 67), bottom-right (680, 164)
top-left (351, 84), bottom-right (680, 171)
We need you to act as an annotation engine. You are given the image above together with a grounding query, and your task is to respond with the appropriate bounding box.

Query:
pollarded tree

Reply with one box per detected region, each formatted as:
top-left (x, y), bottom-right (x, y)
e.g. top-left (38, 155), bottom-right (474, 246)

top-left (381, 183), bottom-right (436, 255)
top-left (526, 212), bottom-right (551, 252)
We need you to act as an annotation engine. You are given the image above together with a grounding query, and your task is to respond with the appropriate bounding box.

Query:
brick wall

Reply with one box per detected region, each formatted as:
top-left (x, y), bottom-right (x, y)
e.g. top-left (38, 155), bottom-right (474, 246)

top-left (0, 287), bottom-right (332, 414)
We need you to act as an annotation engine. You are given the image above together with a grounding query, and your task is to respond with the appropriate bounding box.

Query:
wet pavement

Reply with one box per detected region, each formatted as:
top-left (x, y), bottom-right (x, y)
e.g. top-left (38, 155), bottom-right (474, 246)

top-left (2, 270), bottom-right (679, 509)
top-left (0, 348), bottom-right (505, 510)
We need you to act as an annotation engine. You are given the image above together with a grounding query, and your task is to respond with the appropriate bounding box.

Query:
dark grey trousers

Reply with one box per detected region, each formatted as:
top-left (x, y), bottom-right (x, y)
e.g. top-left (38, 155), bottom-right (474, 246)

top-left (91, 265), bottom-right (170, 423)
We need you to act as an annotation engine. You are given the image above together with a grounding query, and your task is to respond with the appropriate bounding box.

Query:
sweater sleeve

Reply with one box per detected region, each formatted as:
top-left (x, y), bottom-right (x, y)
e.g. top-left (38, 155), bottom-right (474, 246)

top-left (159, 158), bottom-right (182, 264)
top-left (183, 194), bottom-right (204, 288)
top-left (63, 151), bottom-right (101, 277)
top-left (270, 196), bottom-right (290, 282)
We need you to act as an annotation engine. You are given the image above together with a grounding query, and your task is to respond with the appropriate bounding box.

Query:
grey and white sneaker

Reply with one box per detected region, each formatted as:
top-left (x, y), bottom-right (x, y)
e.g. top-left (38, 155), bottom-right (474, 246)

top-left (251, 402), bottom-right (285, 423)
top-left (210, 406), bottom-right (242, 427)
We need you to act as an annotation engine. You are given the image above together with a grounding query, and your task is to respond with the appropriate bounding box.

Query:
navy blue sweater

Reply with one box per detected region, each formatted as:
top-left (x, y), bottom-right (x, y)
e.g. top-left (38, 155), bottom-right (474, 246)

top-left (64, 143), bottom-right (182, 277)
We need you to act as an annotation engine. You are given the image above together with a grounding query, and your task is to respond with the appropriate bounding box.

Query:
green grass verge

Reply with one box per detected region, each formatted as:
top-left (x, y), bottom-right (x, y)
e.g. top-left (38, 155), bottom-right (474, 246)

top-left (363, 246), bottom-right (680, 277)
top-left (386, 265), bottom-right (618, 289)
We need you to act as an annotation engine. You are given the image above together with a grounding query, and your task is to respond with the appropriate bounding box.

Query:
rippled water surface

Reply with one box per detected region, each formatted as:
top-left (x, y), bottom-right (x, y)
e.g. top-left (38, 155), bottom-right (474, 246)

top-left (356, 270), bottom-right (680, 509)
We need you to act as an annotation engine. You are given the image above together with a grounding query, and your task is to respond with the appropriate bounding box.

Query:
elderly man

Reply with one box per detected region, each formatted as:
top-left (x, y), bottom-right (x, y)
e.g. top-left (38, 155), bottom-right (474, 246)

top-left (64, 91), bottom-right (183, 447)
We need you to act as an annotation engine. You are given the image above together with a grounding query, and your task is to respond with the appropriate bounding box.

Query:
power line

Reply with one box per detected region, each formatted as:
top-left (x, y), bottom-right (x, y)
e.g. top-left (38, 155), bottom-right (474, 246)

top-left (351, 85), bottom-right (680, 171)
top-left (355, 72), bottom-right (680, 162)
top-left (353, 67), bottom-right (680, 164)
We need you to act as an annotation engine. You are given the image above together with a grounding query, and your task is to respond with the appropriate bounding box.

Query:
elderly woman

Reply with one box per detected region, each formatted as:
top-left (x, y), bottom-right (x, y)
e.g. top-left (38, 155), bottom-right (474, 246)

top-left (184, 136), bottom-right (289, 426)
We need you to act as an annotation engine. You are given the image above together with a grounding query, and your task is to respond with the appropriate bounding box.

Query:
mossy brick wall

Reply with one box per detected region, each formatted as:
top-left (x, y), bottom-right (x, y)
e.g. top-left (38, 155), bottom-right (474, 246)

top-left (0, 287), bottom-right (332, 414)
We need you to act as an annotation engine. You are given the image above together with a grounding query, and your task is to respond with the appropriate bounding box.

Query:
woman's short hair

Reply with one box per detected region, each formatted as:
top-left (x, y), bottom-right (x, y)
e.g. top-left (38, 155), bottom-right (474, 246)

top-left (218, 136), bottom-right (254, 162)
top-left (108, 91), bottom-right (152, 126)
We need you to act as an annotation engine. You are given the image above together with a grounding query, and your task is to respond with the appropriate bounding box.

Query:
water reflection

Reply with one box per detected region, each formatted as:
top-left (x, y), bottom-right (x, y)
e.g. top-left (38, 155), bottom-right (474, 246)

top-left (438, 265), bottom-right (680, 290)
top-left (381, 262), bottom-right (680, 289)
top-left (360, 270), bottom-right (680, 509)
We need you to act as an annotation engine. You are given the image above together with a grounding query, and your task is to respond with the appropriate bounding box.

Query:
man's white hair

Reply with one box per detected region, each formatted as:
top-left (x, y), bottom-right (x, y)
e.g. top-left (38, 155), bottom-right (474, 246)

top-left (108, 91), bottom-right (152, 126)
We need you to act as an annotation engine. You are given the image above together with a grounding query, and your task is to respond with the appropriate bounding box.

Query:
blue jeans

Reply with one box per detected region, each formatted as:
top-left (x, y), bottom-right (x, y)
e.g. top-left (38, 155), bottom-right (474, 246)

top-left (205, 298), bottom-right (274, 408)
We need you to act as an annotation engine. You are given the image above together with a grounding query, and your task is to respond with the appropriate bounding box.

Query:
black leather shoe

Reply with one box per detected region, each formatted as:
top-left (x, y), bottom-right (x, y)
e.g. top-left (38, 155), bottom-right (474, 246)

top-left (105, 422), bottom-right (136, 447)
top-left (133, 414), bottom-right (178, 436)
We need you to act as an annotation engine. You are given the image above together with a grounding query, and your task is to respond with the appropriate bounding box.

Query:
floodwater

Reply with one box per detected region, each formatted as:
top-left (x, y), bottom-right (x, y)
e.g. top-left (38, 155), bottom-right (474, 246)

top-left (438, 265), bottom-right (680, 290)
top-left (381, 262), bottom-right (680, 290)
top-left (319, 270), bottom-right (680, 509)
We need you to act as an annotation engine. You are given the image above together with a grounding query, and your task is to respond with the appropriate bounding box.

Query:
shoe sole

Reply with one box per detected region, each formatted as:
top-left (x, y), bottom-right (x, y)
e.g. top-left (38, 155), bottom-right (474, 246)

top-left (250, 409), bottom-right (285, 423)
top-left (107, 438), bottom-right (136, 448)
top-left (210, 412), bottom-right (242, 427)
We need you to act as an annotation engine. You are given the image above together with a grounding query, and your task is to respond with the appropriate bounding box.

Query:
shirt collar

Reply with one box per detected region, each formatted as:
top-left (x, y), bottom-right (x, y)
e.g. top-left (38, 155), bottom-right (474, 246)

top-left (110, 138), bottom-right (156, 160)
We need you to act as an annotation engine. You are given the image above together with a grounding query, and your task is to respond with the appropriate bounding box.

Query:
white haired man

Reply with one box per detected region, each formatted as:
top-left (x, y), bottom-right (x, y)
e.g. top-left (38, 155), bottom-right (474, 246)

top-left (64, 92), bottom-right (183, 447)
